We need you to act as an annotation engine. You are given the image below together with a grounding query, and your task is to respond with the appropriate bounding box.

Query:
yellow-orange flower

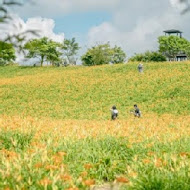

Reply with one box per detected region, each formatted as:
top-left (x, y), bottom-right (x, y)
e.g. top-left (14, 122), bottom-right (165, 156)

top-left (83, 179), bottom-right (95, 186)
top-left (116, 177), bottom-right (129, 183)
top-left (154, 158), bottom-right (163, 168)
top-left (39, 178), bottom-right (52, 186)
top-left (180, 152), bottom-right (189, 157)
top-left (57, 151), bottom-right (67, 156)
top-left (60, 174), bottom-right (72, 181)
top-left (34, 163), bottom-right (43, 168)
top-left (84, 163), bottom-right (93, 170)
top-left (80, 171), bottom-right (88, 178)
top-left (142, 159), bottom-right (151, 164)
top-left (65, 188), bottom-right (79, 190)
top-left (45, 165), bottom-right (59, 171)
top-left (4, 187), bottom-right (11, 190)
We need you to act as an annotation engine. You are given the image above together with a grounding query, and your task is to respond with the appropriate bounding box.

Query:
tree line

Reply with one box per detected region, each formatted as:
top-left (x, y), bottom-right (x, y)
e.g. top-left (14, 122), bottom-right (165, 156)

top-left (0, 37), bottom-right (127, 66)
top-left (1, 34), bottom-right (190, 66)
top-left (1, 0), bottom-right (190, 66)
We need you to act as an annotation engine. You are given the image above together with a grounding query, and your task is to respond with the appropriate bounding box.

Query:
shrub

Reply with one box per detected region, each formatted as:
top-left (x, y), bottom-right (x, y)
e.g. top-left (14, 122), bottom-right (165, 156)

top-left (129, 51), bottom-right (166, 62)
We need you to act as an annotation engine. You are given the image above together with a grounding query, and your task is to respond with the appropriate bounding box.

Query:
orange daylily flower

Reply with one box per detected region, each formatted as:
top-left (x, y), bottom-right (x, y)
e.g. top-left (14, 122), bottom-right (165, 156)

top-left (39, 178), bottom-right (52, 186)
top-left (45, 165), bottom-right (59, 170)
top-left (116, 176), bottom-right (129, 183)
top-left (84, 163), bottom-right (93, 170)
top-left (142, 159), bottom-right (151, 164)
top-left (83, 179), bottom-right (95, 186)
top-left (60, 174), bottom-right (72, 181)
top-left (34, 163), bottom-right (43, 168)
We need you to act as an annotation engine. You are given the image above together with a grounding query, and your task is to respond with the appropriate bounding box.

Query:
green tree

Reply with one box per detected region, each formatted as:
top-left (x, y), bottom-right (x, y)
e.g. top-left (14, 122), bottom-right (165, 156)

top-left (184, 43), bottom-right (190, 59)
top-left (158, 35), bottom-right (189, 61)
top-left (129, 51), bottom-right (166, 62)
top-left (111, 46), bottom-right (126, 64)
top-left (81, 43), bottom-right (126, 66)
top-left (0, 41), bottom-right (16, 65)
top-left (61, 38), bottom-right (80, 65)
top-left (24, 37), bottom-right (61, 66)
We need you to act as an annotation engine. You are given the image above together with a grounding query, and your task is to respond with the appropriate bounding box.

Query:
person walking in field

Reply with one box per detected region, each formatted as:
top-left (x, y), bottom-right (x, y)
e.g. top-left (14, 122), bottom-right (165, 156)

top-left (131, 104), bottom-right (141, 118)
top-left (138, 63), bottom-right (143, 73)
top-left (110, 105), bottom-right (119, 120)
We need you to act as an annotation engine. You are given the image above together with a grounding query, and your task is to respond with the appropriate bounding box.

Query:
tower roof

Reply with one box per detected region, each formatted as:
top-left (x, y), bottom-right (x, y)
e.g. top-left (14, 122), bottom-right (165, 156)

top-left (164, 29), bottom-right (183, 34)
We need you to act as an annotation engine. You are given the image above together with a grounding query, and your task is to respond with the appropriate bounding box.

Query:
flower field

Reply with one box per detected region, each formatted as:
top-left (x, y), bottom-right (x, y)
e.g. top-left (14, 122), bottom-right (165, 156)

top-left (0, 62), bottom-right (190, 189)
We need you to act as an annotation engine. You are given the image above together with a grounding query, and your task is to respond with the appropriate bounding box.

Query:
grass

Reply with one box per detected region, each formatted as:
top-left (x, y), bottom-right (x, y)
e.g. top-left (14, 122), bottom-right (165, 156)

top-left (0, 62), bottom-right (190, 189)
top-left (0, 130), bottom-right (33, 151)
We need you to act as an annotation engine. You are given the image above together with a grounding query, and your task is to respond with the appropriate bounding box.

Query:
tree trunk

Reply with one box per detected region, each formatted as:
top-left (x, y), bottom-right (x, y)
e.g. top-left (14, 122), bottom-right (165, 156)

top-left (40, 56), bottom-right (44, 67)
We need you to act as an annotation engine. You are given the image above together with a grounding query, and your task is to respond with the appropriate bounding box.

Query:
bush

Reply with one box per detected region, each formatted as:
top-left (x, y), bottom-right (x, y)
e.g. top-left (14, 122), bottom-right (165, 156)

top-left (0, 41), bottom-right (16, 65)
top-left (129, 51), bottom-right (166, 62)
top-left (81, 43), bottom-right (126, 66)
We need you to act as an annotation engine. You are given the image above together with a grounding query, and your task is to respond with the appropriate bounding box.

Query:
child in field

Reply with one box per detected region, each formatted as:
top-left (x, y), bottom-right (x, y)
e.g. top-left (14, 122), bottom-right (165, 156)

top-left (110, 105), bottom-right (119, 120)
top-left (132, 104), bottom-right (141, 118)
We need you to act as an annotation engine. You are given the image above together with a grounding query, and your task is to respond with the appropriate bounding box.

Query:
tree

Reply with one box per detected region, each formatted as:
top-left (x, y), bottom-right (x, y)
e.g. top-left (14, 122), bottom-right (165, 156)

top-left (24, 37), bottom-right (61, 66)
top-left (111, 46), bottom-right (126, 64)
top-left (81, 43), bottom-right (126, 66)
top-left (129, 51), bottom-right (166, 62)
top-left (158, 35), bottom-right (189, 61)
top-left (0, 41), bottom-right (16, 65)
top-left (46, 43), bottom-right (62, 66)
top-left (184, 42), bottom-right (190, 59)
top-left (61, 38), bottom-right (80, 65)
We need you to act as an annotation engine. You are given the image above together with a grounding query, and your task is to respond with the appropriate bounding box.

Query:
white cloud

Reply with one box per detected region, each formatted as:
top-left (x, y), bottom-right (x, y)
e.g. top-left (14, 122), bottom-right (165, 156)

top-left (17, 0), bottom-right (121, 17)
top-left (169, 0), bottom-right (189, 11)
top-left (2, 0), bottom-right (190, 62)
top-left (87, 10), bottom-right (189, 58)
top-left (0, 16), bottom-right (64, 43)
top-left (0, 16), bottom-right (64, 64)
top-left (87, 22), bottom-right (119, 46)
top-left (86, 0), bottom-right (190, 58)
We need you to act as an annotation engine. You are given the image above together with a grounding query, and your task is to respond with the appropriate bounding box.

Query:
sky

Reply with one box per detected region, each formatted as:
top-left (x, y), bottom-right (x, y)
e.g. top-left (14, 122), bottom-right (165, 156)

top-left (1, 0), bottom-right (190, 63)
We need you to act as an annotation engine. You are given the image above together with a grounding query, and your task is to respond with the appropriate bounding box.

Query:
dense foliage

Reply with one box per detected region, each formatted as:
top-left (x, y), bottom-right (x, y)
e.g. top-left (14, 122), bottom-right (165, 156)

top-left (0, 41), bottom-right (16, 65)
top-left (81, 43), bottom-right (126, 66)
top-left (129, 51), bottom-right (167, 62)
top-left (61, 38), bottom-right (80, 65)
top-left (24, 37), bottom-right (81, 66)
top-left (24, 37), bottom-right (61, 66)
top-left (158, 35), bottom-right (190, 60)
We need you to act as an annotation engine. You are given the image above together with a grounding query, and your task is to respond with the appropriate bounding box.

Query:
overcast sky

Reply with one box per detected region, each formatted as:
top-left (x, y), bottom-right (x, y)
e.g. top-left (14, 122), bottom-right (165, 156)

top-left (1, 0), bottom-right (190, 61)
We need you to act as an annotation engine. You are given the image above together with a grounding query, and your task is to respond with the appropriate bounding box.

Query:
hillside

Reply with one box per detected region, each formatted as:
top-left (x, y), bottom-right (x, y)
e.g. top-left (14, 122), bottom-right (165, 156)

top-left (0, 62), bottom-right (189, 119)
top-left (0, 62), bottom-right (190, 190)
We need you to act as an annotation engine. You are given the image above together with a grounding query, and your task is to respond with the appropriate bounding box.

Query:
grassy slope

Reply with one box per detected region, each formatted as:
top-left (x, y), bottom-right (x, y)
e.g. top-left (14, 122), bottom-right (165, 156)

top-left (0, 62), bottom-right (190, 190)
top-left (0, 62), bottom-right (189, 119)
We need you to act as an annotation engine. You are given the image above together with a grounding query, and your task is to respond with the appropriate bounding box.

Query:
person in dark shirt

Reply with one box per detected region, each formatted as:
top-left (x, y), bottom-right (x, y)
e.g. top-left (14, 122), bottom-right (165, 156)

top-left (110, 105), bottom-right (119, 120)
top-left (133, 104), bottom-right (141, 117)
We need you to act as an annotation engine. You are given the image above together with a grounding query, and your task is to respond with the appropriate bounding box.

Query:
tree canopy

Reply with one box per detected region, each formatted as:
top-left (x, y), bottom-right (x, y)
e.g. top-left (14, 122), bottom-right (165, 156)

top-left (158, 35), bottom-right (190, 60)
top-left (129, 51), bottom-right (166, 62)
top-left (0, 41), bottom-right (16, 65)
top-left (81, 43), bottom-right (126, 66)
top-left (24, 37), bottom-right (61, 66)
top-left (61, 38), bottom-right (80, 65)
top-left (111, 46), bottom-right (126, 64)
